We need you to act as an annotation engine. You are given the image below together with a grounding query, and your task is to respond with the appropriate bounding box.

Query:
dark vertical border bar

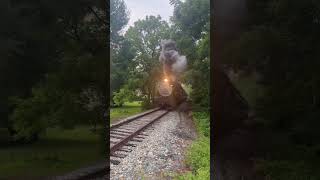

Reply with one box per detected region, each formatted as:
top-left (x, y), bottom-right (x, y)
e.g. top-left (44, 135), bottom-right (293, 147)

top-left (212, 0), bottom-right (249, 179)
top-left (210, 0), bottom-right (214, 179)
top-left (105, 0), bottom-right (110, 179)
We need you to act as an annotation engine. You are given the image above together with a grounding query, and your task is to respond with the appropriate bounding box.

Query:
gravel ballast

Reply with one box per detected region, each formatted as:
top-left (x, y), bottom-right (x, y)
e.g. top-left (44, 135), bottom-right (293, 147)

top-left (110, 111), bottom-right (197, 179)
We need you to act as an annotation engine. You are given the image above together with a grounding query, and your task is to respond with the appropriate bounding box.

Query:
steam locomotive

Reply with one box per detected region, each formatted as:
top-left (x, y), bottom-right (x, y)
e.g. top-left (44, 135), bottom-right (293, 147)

top-left (154, 77), bottom-right (188, 110)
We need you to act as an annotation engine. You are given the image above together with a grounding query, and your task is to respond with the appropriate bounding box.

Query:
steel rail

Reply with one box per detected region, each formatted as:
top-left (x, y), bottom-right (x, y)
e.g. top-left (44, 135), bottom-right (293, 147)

top-left (110, 110), bottom-right (169, 154)
top-left (110, 107), bottom-right (161, 129)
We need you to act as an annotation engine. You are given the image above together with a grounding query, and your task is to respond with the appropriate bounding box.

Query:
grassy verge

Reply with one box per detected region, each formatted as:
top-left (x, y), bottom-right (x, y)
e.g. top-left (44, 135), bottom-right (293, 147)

top-left (176, 112), bottom-right (210, 180)
top-left (0, 125), bottom-right (103, 179)
top-left (110, 101), bottom-right (143, 124)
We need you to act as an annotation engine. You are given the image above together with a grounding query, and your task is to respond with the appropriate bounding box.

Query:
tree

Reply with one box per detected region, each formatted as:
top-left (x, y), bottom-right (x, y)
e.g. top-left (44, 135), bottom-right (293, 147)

top-left (171, 0), bottom-right (210, 40)
top-left (124, 15), bottom-right (170, 107)
top-left (110, 0), bottom-right (129, 44)
top-left (170, 0), bottom-right (210, 109)
top-left (221, 0), bottom-right (320, 178)
top-left (6, 0), bottom-right (108, 140)
top-left (110, 0), bottom-right (131, 105)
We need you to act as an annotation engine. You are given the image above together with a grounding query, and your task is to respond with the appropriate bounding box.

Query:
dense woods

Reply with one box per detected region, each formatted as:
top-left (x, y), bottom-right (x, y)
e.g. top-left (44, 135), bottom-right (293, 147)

top-left (0, 0), bottom-right (107, 142)
top-left (0, 0), bottom-right (108, 177)
top-left (222, 0), bottom-right (320, 178)
top-left (110, 0), bottom-right (210, 110)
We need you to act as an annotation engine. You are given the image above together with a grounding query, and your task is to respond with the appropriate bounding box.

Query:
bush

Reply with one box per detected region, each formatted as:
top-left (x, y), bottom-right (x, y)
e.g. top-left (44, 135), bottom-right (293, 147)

top-left (113, 87), bottom-right (136, 107)
top-left (9, 88), bottom-right (49, 141)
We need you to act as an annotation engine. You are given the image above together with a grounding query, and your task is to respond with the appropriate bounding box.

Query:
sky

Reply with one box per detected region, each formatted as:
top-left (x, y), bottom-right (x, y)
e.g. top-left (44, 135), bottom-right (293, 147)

top-left (122, 0), bottom-right (174, 31)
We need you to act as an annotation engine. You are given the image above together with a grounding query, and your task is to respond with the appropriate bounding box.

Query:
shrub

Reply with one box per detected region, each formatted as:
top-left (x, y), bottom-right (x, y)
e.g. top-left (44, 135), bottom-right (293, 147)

top-left (113, 87), bottom-right (136, 107)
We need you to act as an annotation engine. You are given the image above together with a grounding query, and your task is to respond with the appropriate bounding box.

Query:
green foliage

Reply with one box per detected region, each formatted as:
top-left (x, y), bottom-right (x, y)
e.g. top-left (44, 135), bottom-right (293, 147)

top-left (177, 112), bottom-right (210, 179)
top-left (110, 0), bottom-right (129, 42)
top-left (110, 0), bottom-right (210, 110)
top-left (186, 137), bottom-right (210, 173)
top-left (171, 0), bottom-right (210, 109)
top-left (0, 0), bottom-right (108, 140)
top-left (110, 0), bottom-right (132, 103)
top-left (171, 0), bottom-right (210, 39)
top-left (113, 90), bottom-right (126, 107)
top-left (225, 0), bottom-right (320, 130)
top-left (9, 87), bottom-right (50, 141)
top-left (224, 0), bottom-right (320, 178)
top-left (9, 85), bottom-right (96, 140)
top-left (124, 15), bottom-right (170, 107)
top-left (187, 33), bottom-right (210, 109)
top-left (192, 112), bottom-right (210, 137)
top-left (113, 87), bottom-right (136, 106)
top-left (187, 57), bottom-right (210, 109)
top-left (110, 39), bottom-right (135, 98)
top-left (175, 166), bottom-right (210, 180)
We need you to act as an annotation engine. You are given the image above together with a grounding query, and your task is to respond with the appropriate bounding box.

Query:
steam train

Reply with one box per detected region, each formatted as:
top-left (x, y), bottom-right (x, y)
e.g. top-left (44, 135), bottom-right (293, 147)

top-left (154, 77), bottom-right (188, 110)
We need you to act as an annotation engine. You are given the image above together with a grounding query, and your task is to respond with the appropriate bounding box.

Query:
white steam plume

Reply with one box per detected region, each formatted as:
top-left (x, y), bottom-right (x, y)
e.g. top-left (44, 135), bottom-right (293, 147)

top-left (159, 39), bottom-right (187, 75)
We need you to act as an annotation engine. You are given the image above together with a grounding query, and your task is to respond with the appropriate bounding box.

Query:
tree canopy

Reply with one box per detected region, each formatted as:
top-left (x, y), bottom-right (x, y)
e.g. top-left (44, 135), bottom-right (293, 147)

top-left (110, 0), bottom-right (210, 109)
top-left (0, 0), bottom-right (108, 140)
top-left (222, 0), bottom-right (320, 178)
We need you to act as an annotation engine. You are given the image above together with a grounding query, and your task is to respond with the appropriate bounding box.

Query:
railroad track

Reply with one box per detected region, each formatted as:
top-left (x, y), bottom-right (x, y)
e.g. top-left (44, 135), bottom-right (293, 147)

top-left (110, 108), bottom-right (169, 165)
top-left (50, 108), bottom-right (169, 179)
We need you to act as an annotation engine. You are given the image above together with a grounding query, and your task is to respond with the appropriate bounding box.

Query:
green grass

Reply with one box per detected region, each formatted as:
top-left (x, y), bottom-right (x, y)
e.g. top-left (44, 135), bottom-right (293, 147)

top-left (175, 112), bottom-right (210, 180)
top-left (110, 101), bottom-right (143, 123)
top-left (0, 126), bottom-right (104, 179)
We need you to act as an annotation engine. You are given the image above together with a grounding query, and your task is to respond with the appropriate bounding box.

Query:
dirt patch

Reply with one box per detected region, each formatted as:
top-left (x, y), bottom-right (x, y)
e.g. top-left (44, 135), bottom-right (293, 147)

top-left (173, 112), bottom-right (197, 140)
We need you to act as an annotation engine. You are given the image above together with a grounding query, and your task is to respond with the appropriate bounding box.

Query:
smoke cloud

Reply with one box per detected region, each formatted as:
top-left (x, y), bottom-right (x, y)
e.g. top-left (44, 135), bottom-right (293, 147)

top-left (159, 39), bottom-right (187, 76)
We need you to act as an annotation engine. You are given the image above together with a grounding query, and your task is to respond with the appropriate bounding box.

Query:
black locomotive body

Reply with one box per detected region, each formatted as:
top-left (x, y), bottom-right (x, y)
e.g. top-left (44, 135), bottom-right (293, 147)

top-left (154, 79), bottom-right (188, 110)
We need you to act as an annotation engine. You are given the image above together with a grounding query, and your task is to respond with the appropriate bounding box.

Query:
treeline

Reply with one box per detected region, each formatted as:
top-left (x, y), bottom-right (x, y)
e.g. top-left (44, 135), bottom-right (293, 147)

top-left (0, 0), bottom-right (107, 142)
top-left (0, 0), bottom-right (210, 142)
top-left (110, 0), bottom-right (210, 110)
top-left (223, 0), bottom-right (320, 178)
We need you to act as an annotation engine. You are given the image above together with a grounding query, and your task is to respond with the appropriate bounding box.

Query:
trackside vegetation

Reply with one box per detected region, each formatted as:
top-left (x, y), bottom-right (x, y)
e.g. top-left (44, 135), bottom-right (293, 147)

top-left (175, 112), bottom-right (210, 180)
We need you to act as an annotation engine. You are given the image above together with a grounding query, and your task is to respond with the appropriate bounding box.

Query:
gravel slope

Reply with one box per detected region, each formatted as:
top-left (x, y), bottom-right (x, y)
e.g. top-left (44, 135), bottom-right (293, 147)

top-left (110, 111), bottom-right (197, 179)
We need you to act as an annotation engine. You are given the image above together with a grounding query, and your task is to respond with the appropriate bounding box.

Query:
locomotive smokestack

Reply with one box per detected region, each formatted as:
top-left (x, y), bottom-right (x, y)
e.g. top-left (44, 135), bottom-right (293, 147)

top-left (159, 39), bottom-right (187, 80)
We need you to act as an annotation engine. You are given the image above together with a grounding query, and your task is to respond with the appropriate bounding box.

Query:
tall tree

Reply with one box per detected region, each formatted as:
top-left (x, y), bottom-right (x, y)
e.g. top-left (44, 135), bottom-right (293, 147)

top-left (110, 0), bottom-right (131, 105)
top-left (125, 15), bottom-right (170, 107)
top-left (6, 0), bottom-right (108, 140)
top-left (170, 0), bottom-right (210, 109)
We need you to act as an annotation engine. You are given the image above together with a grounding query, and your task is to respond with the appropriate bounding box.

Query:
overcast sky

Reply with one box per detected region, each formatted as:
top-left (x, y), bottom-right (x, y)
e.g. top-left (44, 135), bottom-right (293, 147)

top-left (122, 0), bottom-right (174, 31)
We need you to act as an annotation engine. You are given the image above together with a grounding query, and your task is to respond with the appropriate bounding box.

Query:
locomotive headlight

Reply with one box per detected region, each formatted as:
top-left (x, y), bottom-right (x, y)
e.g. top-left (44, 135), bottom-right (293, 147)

top-left (164, 78), bottom-right (168, 82)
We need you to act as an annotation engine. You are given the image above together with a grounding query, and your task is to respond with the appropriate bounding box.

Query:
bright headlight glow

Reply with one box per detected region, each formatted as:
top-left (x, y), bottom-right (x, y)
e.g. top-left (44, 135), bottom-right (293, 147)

top-left (164, 78), bottom-right (168, 82)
